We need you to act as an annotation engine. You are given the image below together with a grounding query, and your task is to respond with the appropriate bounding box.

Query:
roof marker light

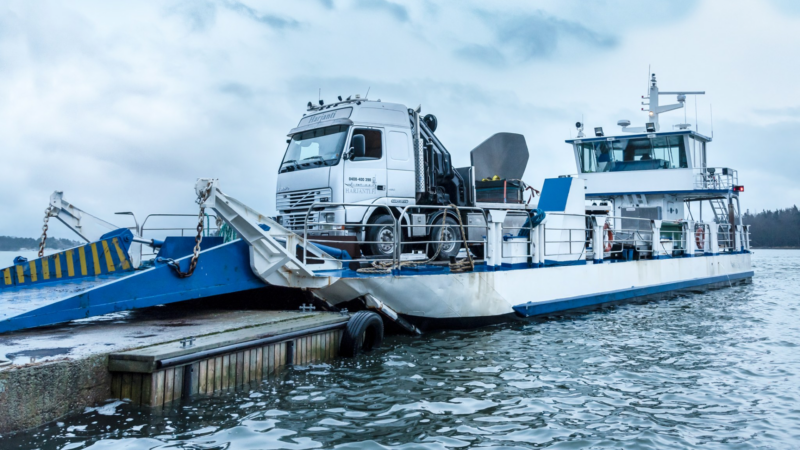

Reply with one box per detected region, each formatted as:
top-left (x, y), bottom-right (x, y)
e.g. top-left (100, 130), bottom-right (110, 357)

top-left (734, 185), bottom-right (745, 192)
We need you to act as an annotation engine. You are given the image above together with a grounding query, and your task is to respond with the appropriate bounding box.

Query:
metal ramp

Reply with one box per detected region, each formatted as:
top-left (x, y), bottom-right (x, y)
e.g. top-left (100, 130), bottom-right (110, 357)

top-left (0, 182), bottom-right (343, 333)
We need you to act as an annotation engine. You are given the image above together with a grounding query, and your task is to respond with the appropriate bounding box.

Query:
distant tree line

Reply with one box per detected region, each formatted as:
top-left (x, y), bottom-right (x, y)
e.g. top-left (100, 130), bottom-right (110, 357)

top-left (0, 236), bottom-right (82, 251)
top-left (742, 206), bottom-right (800, 248)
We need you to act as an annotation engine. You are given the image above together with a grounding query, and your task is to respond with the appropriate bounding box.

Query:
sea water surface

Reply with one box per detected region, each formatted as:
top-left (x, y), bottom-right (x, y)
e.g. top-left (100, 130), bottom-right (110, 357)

top-left (3, 250), bottom-right (800, 449)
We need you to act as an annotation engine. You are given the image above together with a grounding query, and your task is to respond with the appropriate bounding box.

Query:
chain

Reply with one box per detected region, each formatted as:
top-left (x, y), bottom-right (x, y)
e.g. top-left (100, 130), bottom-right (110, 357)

top-left (38, 206), bottom-right (55, 258)
top-left (168, 185), bottom-right (212, 278)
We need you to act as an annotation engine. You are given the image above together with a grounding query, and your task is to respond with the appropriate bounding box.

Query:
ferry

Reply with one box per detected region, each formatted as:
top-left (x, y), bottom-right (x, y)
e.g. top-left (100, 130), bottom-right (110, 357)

top-left (0, 74), bottom-right (752, 334)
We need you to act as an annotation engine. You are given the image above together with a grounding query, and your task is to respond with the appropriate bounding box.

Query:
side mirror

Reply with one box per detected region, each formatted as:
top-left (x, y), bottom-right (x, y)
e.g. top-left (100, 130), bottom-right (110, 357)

top-left (351, 134), bottom-right (366, 159)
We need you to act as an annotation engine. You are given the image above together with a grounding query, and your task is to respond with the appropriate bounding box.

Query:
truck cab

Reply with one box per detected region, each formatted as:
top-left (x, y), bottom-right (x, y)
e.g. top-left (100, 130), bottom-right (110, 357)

top-left (276, 98), bottom-right (469, 260)
top-left (275, 97), bottom-right (532, 261)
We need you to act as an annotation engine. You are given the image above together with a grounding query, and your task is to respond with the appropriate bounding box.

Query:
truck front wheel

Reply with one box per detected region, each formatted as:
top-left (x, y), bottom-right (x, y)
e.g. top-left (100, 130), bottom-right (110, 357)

top-left (364, 214), bottom-right (397, 258)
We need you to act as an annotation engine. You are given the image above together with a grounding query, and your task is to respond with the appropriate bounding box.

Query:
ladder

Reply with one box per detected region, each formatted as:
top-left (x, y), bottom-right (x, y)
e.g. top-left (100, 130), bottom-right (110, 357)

top-left (709, 199), bottom-right (730, 224)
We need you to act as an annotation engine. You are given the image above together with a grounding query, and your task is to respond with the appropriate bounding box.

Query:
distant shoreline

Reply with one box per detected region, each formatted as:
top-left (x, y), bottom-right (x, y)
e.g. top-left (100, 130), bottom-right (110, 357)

top-left (0, 236), bottom-right (82, 252)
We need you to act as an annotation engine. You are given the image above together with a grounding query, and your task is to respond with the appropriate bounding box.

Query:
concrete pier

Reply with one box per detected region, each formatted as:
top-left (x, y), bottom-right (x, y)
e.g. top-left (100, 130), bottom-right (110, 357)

top-left (0, 305), bottom-right (348, 434)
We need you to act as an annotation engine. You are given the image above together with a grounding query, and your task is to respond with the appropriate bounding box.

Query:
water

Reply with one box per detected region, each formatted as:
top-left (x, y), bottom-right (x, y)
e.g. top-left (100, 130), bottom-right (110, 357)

top-left (4, 250), bottom-right (800, 449)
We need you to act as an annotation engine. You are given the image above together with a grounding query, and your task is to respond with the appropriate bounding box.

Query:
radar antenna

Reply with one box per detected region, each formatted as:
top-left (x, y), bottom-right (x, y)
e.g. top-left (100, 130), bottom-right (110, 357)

top-left (620, 73), bottom-right (705, 133)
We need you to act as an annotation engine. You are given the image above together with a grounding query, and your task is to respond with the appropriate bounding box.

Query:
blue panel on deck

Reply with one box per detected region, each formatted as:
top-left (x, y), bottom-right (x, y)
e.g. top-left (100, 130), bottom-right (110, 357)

top-left (157, 236), bottom-right (225, 260)
top-left (0, 239), bottom-right (266, 333)
top-left (537, 178), bottom-right (572, 212)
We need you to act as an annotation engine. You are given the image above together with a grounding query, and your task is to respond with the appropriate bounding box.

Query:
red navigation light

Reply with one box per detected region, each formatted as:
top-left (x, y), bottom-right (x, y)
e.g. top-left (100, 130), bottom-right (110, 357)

top-left (734, 185), bottom-right (745, 192)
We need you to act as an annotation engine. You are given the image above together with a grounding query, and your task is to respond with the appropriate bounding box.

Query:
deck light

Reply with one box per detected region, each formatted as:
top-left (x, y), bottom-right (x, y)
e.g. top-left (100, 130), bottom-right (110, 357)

top-left (338, 95), bottom-right (343, 101)
top-left (319, 99), bottom-right (324, 106)
top-left (594, 127), bottom-right (604, 137)
top-left (646, 122), bottom-right (656, 132)
top-left (307, 101), bottom-right (313, 109)
top-left (734, 185), bottom-right (745, 192)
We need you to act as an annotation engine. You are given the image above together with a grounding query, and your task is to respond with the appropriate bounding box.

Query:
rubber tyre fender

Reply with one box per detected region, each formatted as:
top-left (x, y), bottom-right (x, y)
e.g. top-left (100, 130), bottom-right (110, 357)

top-left (340, 311), bottom-right (384, 357)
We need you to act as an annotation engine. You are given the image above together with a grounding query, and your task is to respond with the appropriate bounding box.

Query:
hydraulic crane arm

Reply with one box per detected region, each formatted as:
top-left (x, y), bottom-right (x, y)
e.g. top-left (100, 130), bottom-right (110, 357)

top-left (48, 191), bottom-right (154, 268)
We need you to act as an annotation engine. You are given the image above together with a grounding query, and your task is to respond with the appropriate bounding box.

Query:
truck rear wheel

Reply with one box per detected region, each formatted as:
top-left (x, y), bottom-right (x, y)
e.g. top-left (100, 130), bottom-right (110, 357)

top-left (364, 214), bottom-right (397, 258)
top-left (427, 216), bottom-right (462, 261)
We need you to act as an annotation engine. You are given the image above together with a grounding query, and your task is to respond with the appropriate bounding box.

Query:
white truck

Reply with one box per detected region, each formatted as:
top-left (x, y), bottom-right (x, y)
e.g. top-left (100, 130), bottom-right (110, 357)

top-left (274, 96), bottom-right (532, 261)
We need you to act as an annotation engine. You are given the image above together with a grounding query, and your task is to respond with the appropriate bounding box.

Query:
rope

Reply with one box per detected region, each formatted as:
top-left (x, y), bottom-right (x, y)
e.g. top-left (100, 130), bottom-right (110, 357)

top-left (218, 222), bottom-right (239, 243)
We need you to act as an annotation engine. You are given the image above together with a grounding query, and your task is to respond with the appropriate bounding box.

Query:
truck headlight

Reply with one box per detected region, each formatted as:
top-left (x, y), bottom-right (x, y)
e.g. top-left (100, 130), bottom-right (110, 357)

top-left (322, 212), bottom-right (336, 223)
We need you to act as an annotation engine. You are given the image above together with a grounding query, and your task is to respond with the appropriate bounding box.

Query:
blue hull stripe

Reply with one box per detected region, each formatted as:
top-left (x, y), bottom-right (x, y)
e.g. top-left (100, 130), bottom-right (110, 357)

top-left (512, 271), bottom-right (754, 317)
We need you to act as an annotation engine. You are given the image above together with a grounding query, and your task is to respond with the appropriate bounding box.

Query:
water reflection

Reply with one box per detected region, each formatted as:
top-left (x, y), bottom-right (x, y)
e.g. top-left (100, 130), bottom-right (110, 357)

top-left (5, 250), bottom-right (800, 449)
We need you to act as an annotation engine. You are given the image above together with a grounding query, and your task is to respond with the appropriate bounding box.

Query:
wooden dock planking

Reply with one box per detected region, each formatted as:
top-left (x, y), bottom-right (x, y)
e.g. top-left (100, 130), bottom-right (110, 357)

top-left (109, 322), bottom-right (344, 407)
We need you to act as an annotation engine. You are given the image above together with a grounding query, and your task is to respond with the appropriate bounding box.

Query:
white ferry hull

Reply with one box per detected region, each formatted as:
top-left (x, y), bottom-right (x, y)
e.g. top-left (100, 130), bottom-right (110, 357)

top-left (315, 252), bottom-right (753, 330)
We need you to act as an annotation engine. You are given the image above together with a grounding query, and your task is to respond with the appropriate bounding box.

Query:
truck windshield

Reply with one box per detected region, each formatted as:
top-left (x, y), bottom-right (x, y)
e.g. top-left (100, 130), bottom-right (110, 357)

top-left (280, 125), bottom-right (348, 173)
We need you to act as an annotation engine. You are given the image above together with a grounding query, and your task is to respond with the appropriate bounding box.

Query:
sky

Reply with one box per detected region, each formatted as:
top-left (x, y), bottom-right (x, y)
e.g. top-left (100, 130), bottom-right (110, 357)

top-left (1, 0), bottom-right (799, 239)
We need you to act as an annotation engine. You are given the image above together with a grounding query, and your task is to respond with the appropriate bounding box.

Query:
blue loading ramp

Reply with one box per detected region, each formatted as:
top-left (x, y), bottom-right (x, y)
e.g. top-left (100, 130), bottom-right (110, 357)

top-left (0, 229), bottom-right (268, 334)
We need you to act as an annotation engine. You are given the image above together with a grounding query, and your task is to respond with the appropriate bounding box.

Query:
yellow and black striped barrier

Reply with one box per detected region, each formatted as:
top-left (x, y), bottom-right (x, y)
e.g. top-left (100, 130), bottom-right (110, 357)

top-left (2, 229), bottom-right (135, 289)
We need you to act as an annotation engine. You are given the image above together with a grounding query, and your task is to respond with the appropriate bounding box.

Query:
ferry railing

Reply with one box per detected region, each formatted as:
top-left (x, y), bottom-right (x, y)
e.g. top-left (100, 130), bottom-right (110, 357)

top-left (496, 210), bottom-right (536, 260)
top-left (597, 215), bottom-right (660, 259)
top-left (694, 167), bottom-right (738, 190)
top-left (139, 213), bottom-right (221, 261)
top-left (301, 203), bottom-right (398, 266)
top-left (656, 220), bottom-right (687, 257)
top-left (717, 223), bottom-right (734, 252)
top-left (396, 204), bottom-right (490, 263)
top-left (296, 203), bottom-right (491, 267)
top-left (692, 222), bottom-right (710, 255)
top-left (542, 212), bottom-right (594, 259)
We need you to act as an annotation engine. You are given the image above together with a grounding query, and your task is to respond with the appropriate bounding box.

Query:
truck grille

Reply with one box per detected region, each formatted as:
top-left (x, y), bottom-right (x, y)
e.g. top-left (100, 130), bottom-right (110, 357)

top-left (277, 188), bottom-right (331, 231)
top-left (276, 188), bottom-right (332, 211)
top-left (283, 211), bottom-right (319, 231)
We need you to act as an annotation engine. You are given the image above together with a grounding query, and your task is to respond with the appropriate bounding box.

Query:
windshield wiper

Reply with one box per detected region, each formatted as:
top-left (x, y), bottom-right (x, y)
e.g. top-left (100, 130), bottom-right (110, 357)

top-left (300, 155), bottom-right (334, 166)
top-left (280, 159), bottom-right (300, 172)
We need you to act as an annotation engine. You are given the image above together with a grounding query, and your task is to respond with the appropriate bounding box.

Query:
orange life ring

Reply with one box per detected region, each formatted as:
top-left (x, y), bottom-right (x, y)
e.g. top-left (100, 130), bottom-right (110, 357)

top-left (603, 222), bottom-right (613, 252)
top-left (695, 226), bottom-right (705, 250)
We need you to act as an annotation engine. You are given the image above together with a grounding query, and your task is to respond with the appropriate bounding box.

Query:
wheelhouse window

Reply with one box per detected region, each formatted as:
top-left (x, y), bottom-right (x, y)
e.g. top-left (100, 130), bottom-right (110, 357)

top-left (577, 135), bottom-right (688, 173)
top-left (280, 125), bottom-right (348, 173)
top-left (579, 143), bottom-right (597, 172)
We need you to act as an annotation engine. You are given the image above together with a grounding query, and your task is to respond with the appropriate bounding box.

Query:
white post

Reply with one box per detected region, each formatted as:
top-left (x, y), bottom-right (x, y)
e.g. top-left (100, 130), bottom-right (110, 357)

top-left (538, 217), bottom-right (546, 266)
top-left (593, 220), bottom-right (604, 263)
top-left (744, 225), bottom-right (751, 251)
top-left (487, 210), bottom-right (507, 268)
top-left (685, 220), bottom-right (697, 256)
top-left (709, 223), bottom-right (720, 255)
top-left (651, 219), bottom-right (662, 259)
top-left (735, 225), bottom-right (743, 251)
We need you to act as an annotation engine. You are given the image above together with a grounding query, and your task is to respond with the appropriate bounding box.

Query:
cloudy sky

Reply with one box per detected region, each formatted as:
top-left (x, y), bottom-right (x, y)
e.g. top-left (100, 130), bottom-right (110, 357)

top-left (1, 0), bottom-right (798, 239)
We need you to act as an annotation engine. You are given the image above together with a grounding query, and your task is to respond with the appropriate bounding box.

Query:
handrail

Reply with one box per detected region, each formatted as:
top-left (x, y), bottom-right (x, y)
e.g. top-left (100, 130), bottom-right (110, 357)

top-left (693, 167), bottom-right (738, 190)
top-left (292, 203), bottom-right (750, 269)
top-left (302, 202), bottom-right (397, 266)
